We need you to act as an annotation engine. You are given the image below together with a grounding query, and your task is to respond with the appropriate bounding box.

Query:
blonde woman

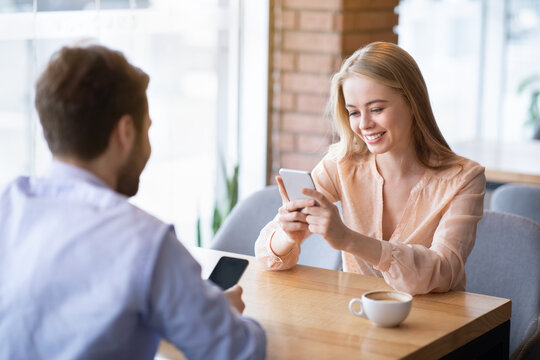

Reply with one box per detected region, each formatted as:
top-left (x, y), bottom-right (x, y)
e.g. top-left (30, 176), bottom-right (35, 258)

top-left (254, 42), bottom-right (486, 295)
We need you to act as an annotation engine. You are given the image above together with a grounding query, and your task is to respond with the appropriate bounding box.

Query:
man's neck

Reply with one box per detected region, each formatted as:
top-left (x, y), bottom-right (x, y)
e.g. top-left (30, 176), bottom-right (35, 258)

top-left (54, 155), bottom-right (118, 191)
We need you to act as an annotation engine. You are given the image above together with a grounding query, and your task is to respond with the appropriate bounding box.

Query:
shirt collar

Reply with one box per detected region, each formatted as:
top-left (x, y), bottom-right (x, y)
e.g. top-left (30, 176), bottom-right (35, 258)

top-left (43, 160), bottom-right (111, 190)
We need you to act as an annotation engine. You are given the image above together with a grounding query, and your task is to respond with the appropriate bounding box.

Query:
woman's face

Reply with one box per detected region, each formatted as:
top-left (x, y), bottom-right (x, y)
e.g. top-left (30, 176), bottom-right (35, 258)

top-left (342, 75), bottom-right (413, 156)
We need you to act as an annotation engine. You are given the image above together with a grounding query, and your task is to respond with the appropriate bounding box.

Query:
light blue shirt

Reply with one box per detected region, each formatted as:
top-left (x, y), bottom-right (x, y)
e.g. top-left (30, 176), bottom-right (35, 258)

top-left (0, 161), bottom-right (266, 360)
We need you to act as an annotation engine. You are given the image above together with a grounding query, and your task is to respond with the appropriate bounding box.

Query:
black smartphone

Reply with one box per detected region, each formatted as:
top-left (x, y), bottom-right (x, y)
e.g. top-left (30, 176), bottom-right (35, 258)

top-left (208, 256), bottom-right (249, 290)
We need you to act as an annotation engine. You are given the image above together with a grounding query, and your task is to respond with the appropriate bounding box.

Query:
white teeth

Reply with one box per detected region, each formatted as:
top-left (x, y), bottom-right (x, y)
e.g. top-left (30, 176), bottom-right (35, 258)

top-left (366, 133), bottom-right (384, 140)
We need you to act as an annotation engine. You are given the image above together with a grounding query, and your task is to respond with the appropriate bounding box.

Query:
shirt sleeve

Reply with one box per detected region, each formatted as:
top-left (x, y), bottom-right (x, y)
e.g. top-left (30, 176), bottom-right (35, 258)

top-left (253, 216), bottom-right (301, 271)
top-left (146, 229), bottom-right (266, 360)
top-left (373, 165), bottom-right (486, 295)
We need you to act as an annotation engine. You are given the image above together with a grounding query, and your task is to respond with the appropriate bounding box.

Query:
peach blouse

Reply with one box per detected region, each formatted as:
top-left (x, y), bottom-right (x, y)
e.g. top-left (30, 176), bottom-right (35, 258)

top-left (254, 152), bottom-right (486, 295)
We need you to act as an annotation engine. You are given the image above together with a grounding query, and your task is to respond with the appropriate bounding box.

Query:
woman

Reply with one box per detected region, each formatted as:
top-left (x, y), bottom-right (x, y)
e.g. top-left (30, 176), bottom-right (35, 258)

top-left (254, 42), bottom-right (485, 295)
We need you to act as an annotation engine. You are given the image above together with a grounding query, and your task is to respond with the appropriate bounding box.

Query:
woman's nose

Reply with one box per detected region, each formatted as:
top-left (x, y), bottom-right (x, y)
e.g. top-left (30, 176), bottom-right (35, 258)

top-left (359, 113), bottom-right (374, 130)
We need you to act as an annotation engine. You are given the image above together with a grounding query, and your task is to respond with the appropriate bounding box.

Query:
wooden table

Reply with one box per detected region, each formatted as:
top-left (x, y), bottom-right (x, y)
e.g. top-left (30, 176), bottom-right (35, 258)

top-left (156, 248), bottom-right (511, 360)
top-left (451, 140), bottom-right (540, 185)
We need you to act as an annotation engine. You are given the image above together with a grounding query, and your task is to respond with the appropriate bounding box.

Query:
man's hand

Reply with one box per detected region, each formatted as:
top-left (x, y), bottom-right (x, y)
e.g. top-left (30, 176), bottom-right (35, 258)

top-left (224, 285), bottom-right (245, 314)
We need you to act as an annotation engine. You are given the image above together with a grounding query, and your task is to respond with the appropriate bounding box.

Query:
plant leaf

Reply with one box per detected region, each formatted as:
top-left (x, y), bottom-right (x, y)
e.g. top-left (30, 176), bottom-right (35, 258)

top-left (525, 91), bottom-right (540, 127)
top-left (211, 156), bottom-right (240, 236)
top-left (518, 75), bottom-right (540, 94)
top-left (212, 202), bottom-right (222, 235)
top-left (196, 215), bottom-right (202, 247)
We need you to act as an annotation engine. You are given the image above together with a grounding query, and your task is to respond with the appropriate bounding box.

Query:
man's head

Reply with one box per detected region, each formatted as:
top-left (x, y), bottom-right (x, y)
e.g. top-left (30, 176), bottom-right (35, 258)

top-left (35, 44), bottom-right (151, 196)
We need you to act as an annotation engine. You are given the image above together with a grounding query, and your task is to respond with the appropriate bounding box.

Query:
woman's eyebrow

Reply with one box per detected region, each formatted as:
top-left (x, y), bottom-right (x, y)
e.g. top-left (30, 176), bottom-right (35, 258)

top-left (345, 99), bottom-right (388, 108)
top-left (365, 99), bottom-right (388, 106)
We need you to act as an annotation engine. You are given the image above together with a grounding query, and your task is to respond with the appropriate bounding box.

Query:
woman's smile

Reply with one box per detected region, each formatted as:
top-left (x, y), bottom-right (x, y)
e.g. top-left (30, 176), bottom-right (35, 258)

top-left (363, 131), bottom-right (386, 143)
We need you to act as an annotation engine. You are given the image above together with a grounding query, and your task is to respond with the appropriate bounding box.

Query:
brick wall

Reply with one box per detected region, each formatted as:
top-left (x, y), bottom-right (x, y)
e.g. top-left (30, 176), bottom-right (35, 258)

top-left (267, 0), bottom-right (399, 184)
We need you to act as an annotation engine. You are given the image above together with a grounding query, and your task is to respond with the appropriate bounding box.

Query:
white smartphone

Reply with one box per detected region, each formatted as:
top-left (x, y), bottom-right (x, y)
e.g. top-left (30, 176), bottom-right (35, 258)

top-left (278, 168), bottom-right (316, 201)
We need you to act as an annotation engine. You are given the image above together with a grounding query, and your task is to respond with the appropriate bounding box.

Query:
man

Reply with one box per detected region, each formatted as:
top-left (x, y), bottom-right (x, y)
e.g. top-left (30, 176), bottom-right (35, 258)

top-left (0, 45), bottom-right (266, 359)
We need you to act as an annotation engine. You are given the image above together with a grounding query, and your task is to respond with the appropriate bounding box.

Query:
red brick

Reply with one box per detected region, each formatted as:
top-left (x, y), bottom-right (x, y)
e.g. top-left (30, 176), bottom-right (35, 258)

top-left (337, 11), bottom-right (399, 32)
top-left (274, 52), bottom-right (296, 71)
top-left (280, 10), bottom-right (297, 29)
top-left (283, 0), bottom-right (342, 11)
top-left (297, 53), bottom-right (337, 73)
top-left (271, 112), bottom-right (281, 128)
top-left (341, 33), bottom-right (373, 53)
top-left (281, 112), bottom-right (333, 134)
top-left (281, 73), bottom-right (331, 94)
top-left (343, 0), bottom-right (399, 10)
top-left (296, 133), bottom-right (332, 153)
top-left (280, 152), bottom-right (321, 171)
top-left (334, 56), bottom-right (345, 72)
top-left (277, 131), bottom-right (296, 151)
top-left (296, 93), bottom-right (330, 115)
top-left (272, 69), bottom-right (281, 84)
top-left (283, 31), bottom-right (341, 53)
top-left (273, 92), bottom-right (296, 111)
top-left (298, 11), bottom-right (334, 31)
top-left (273, 32), bottom-right (282, 48)
top-left (342, 31), bottom-right (398, 53)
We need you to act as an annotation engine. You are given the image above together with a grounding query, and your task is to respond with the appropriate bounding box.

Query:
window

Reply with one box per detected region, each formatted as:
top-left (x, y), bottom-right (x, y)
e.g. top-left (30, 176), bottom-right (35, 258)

top-left (397, 0), bottom-right (540, 143)
top-left (0, 0), bottom-right (268, 246)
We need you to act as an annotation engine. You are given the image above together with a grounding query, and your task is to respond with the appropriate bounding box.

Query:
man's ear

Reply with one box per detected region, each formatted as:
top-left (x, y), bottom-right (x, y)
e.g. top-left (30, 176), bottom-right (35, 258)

top-left (113, 115), bottom-right (136, 153)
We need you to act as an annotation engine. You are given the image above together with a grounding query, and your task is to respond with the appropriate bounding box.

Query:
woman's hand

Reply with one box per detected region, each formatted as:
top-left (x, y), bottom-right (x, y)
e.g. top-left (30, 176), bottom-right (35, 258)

top-left (301, 188), bottom-right (351, 251)
top-left (275, 176), bottom-right (313, 244)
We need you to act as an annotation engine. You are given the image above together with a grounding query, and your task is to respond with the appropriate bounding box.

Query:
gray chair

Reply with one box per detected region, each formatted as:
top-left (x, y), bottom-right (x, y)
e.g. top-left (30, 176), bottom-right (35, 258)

top-left (466, 211), bottom-right (540, 360)
top-left (211, 185), bottom-right (342, 270)
top-left (491, 183), bottom-right (540, 224)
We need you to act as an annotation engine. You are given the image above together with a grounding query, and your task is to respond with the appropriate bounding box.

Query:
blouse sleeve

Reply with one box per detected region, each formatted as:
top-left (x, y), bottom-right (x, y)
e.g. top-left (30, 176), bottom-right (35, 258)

top-left (373, 164), bottom-right (486, 295)
top-left (254, 154), bottom-right (341, 271)
top-left (254, 216), bottom-right (301, 270)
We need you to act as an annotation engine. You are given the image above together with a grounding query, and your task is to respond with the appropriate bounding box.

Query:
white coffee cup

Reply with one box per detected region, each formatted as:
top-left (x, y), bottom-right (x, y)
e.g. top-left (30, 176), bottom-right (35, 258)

top-left (348, 290), bottom-right (413, 327)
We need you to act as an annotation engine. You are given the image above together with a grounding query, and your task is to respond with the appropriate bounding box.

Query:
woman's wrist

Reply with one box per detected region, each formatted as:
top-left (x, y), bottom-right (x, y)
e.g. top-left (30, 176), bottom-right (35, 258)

top-left (342, 229), bottom-right (383, 266)
top-left (269, 231), bottom-right (296, 257)
top-left (341, 227), bottom-right (358, 253)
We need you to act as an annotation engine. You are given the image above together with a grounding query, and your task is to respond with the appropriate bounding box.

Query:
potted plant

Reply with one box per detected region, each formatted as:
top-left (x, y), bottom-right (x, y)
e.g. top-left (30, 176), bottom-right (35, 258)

top-left (518, 75), bottom-right (540, 140)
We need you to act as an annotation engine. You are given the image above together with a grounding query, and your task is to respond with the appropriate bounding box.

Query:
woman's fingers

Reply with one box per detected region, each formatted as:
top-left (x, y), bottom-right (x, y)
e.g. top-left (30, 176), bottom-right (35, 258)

top-left (279, 208), bottom-right (308, 222)
top-left (281, 221), bottom-right (309, 232)
top-left (287, 199), bottom-right (315, 211)
top-left (301, 188), bottom-right (332, 208)
top-left (278, 199), bottom-right (315, 213)
top-left (276, 176), bottom-right (290, 204)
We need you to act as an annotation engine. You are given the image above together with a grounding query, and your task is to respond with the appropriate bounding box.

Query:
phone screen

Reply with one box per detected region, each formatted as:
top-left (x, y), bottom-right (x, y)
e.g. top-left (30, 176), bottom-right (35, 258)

top-left (208, 256), bottom-right (249, 290)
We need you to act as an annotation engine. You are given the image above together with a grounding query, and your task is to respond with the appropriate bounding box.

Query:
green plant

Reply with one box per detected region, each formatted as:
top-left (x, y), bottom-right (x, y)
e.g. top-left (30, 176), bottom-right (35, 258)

top-left (195, 158), bottom-right (239, 247)
top-left (518, 75), bottom-right (540, 129)
top-left (212, 160), bottom-right (239, 235)
top-left (196, 211), bottom-right (202, 248)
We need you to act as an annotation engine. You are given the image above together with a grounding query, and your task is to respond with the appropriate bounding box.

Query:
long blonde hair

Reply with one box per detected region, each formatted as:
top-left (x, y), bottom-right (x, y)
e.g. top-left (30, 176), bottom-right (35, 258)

top-left (328, 42), bottom-right (456, 169)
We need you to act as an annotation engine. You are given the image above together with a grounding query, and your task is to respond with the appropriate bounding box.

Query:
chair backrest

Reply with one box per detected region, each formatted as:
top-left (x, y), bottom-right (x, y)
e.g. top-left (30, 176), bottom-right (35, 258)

top-left (211, 186), bottom-right (342, 270)
top-left (491, 183), bottom-right (540, 224)
top-left (466, 211), bottom-right (540, 360)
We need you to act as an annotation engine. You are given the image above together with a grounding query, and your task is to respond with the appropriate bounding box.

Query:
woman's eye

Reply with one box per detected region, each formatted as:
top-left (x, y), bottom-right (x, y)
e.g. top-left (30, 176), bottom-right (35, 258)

top-left (348, 111), bottom-right (359, 117)
top-left (370, 108), bottom-right (383, 113)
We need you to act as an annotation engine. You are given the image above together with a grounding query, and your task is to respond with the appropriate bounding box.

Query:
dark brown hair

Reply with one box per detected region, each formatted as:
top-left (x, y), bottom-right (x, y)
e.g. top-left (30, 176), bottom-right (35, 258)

top-left (35, 44), bottom-right (149, 160)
